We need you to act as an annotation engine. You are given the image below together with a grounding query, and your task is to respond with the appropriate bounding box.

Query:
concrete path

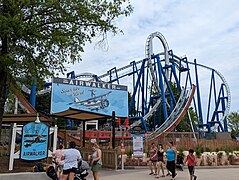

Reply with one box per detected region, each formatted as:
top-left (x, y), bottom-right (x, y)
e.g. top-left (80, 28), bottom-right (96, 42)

top-left (0, 167), bottom-right (238, 180)
top-left (87, 167), bottom-right (239, 180)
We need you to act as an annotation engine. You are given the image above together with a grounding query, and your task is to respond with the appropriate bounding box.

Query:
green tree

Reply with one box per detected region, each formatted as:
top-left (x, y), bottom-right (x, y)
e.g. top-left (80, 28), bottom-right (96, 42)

top-left (176, 107), bottom-right (199, 132)
top-left (0, 0), bottom-right (133, 137)
top-left (228, 112), bottom-right (239, 138)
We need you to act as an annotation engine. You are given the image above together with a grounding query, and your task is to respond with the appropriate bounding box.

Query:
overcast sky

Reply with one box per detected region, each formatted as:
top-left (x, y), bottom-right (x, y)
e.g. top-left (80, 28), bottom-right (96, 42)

top-left (68, 0), bottom-right (239, 113)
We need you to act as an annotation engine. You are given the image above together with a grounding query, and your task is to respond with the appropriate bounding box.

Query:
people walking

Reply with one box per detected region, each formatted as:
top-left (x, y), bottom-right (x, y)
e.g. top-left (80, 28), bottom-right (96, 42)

top-left (61, 141), bottom-right (82, 180)
top-left (166, 141), bottom-right (177, 180)
top-left (89, 142), bottom-right (102, 180)
top-left (184, 149), bottom-right (197, 180)
top-left (148, 142), bottom-right (158, 175)
top-left (155, 144), bottom-right (165, 178)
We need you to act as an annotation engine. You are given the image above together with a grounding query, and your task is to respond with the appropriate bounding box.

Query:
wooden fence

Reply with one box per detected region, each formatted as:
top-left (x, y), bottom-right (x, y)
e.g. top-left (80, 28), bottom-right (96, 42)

top-left (79, 147), bottom-right (118, 169)
top-left (144, 132), bottom-right (239, 152)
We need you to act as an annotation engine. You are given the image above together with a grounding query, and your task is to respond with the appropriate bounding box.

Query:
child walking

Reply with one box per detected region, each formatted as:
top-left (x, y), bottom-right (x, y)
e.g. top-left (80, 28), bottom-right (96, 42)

top-left (184, 149), bottom-right (197, 180)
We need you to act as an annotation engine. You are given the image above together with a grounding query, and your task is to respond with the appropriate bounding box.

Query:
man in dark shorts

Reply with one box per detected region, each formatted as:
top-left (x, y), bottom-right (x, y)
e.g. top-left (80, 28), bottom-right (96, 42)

top-left (62, 141), bottom-right (82, 180)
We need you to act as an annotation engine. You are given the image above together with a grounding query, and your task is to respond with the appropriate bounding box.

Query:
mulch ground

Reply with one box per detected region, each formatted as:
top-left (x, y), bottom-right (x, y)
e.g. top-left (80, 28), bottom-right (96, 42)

top-left (0, 156), bottom-right (47, 173)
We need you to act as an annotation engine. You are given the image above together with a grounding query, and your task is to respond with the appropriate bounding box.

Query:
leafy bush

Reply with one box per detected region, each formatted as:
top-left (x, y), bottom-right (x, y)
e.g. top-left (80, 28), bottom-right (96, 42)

top-left (224, 148), bottom-right (233, 155)
top-left (126, 149), bottom-right (132, 156)
top-left (205, 147), bottom-right (211, 152)
top-left (195, 146), bottom-right (202, 158)
top-left (177, 149), bottom-right (185, 164)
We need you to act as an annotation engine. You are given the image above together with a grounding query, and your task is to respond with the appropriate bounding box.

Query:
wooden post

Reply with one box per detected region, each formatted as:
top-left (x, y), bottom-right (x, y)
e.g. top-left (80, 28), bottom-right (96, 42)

top-left (83, 121), bottom-right (86, 147)
top-left (64, 120), bottom-right (67, 148)
top-left (112, 111), bottom-right (116, 149)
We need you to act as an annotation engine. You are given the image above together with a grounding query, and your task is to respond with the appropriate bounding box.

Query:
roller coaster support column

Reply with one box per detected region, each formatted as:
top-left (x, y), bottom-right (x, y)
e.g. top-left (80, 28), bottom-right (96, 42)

top-left (108, 67), bottom-right (119, 84)
top-left (169, 50), bottom-right (181, 92)
top-left (67, 71), bottom-right (76, 79)
top-left (129, 60), bottom-right (148, 130)
top-left (142, 62), bottom-right (145, 116)
top-left (194, 59), bottom-right (204, 127)
top-left (156, 55), bottom-right (168, 120)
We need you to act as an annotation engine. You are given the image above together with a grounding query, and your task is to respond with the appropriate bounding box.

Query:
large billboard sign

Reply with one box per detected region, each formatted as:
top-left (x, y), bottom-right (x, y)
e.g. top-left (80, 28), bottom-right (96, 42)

top-left (51, 77), bottom-right (128, 117)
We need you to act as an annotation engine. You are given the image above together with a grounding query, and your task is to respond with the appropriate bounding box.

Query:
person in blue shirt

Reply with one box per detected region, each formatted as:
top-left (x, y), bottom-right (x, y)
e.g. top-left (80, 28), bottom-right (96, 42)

top-left (166, 141), bottom-right (177, 180)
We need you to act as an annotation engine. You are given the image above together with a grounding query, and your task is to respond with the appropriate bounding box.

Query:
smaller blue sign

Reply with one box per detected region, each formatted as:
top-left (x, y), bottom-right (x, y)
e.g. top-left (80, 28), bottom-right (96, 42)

top-left (20, 122), bottom-right (49, 160)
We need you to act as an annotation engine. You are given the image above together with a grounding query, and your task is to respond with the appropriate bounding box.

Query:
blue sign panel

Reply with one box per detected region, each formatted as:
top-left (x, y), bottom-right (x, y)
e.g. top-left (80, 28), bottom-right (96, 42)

top-left (20, 122), bottom-right (49, 160)
top-left (51, 78), bottom-right (128, 117)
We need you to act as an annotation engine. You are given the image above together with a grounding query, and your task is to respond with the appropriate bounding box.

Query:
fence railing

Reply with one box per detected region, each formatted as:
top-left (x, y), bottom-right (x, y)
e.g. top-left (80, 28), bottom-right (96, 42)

top-left (79, 147), bottom-right (118, 169)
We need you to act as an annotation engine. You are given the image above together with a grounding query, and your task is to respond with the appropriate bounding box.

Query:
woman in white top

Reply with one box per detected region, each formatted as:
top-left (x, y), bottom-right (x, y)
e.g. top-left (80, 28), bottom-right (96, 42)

top-left (61, 141), bottom-right (82, 180)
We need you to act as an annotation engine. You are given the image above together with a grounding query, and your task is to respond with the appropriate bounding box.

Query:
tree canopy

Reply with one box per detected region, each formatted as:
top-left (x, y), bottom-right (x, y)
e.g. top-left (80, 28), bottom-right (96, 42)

top-left (228, 111), bottom-right (239, 138)
top-left (0, 0), bottom-right (133, 136)
top-left (0, 0), bottom-right (133, 79)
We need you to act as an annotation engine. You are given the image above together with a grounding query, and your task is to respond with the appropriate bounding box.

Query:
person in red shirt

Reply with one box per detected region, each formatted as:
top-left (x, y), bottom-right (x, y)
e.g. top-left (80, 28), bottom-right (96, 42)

top-left (184, 149), bottom-right (197, 180)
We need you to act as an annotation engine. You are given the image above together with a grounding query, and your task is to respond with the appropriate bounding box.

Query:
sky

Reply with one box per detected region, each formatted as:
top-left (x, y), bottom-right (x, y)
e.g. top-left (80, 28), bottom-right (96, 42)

top-left (67, 0), bottom-right (239, 113)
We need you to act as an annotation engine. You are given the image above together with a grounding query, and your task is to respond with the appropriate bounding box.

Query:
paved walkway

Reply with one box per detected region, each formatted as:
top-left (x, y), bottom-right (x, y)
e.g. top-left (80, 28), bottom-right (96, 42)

top-left (0, 167), bottom-right (238, 180)
top-left (87, 167), bottom-right (239, 180)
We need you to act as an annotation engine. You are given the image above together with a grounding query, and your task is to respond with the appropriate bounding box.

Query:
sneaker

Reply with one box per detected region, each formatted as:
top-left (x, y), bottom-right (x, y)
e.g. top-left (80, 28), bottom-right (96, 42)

top-left (193, 175), bottom-right (197, 180)
top-left (155, 175), bottom-right (159, 178)
top-left (161, 175), bottom-right (165, 177)
top-left (149, 172), bottom-right (154, 175)
top-left (166, 173), bottom-right (171, 176)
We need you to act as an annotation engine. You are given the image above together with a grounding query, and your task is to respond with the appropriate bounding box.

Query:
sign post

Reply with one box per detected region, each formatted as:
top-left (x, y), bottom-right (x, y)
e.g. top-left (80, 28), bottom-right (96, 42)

top-left (129, 126), bottom-right (146, 166)
top-left (121, 142), bottom-right (125, 170)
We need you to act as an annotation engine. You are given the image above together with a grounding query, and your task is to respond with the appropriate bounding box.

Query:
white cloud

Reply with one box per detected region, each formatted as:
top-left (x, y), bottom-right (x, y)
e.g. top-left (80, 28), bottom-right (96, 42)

top-left (69, 0), bottom-right (239, 113)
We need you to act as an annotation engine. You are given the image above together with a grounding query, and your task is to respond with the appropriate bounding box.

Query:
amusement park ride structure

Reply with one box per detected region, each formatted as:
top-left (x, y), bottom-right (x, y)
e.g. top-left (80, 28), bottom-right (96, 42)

top-left (21, 32), bottom-right (230, 137)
